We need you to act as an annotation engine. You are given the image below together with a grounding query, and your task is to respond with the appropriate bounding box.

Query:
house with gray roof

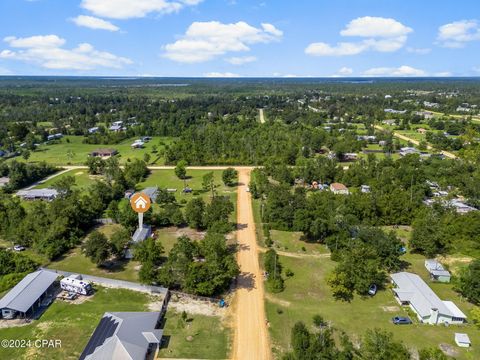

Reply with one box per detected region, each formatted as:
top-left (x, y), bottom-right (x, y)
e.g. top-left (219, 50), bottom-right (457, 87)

top-left (390, 272), bottom-right (466, 325)
top-left (142, 187), bottom-right (159, 202)
top-left (0, 270), bottom-right (58, 319)
top-left (17, 188), bottom-right (59, 201)
top-left (79, 311), bottom-right (163, 360)
top-left (131, 225), bottom-right (152, 244)
top-left (425, 259), bottom-right (451, 283)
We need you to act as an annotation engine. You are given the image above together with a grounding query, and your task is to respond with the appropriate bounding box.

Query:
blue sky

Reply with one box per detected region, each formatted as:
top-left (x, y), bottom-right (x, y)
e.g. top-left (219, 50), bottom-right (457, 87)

top-left (0, 0), bottom-right (479, 77)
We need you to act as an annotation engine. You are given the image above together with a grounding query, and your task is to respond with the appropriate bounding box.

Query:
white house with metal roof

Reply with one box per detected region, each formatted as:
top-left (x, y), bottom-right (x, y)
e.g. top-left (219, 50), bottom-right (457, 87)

top-left (79, 311), bottom-right (163, 360)
top-left (390, 272), bottom-right (466, 325)
top-left (0, 270), bottom-right (58, 319)
top-left (16, 188), bottom-right (59, 201)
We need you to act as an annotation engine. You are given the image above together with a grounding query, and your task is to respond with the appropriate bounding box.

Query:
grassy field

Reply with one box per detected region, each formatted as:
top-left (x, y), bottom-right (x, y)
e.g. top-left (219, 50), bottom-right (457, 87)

top-left (270, 230), bottom-right (329, 255)
top-left (34, 169), bottom-right (96, 191)
top-left (0, 287), bottom-right (152, 360)
top-left (16, 135), bottom-right (174, 165)
top-left (158, 309), bottom-right (230, 359)
top-left (264, 252), bottom-right (480, 359)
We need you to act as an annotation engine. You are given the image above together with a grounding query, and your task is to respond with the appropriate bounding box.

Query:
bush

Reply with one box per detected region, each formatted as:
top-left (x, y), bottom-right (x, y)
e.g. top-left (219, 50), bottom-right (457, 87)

top-left (285, 268), bottom-right (294, 277)
top-left (313, 314), bottom-right (326, 328)
top-left (267, 277), bottom-right (285, 293)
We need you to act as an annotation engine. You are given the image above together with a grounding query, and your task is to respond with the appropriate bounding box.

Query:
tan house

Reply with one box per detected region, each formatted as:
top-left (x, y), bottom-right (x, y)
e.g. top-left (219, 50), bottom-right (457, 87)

top-left (330, 183), bottom-right (349, 195)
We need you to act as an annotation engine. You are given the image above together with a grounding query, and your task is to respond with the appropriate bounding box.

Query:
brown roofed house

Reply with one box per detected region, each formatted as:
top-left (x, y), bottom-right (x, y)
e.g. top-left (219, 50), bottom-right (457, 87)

top-left (330, 182), bottom-right (349, 195)
top-left (90, 149), bottom-right (118, 158)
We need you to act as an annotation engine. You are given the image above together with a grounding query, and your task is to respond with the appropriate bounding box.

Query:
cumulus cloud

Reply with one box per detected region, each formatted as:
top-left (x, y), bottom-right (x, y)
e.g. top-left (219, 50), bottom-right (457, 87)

top-left (72, 15), bottom-right (119, 31)
top-left (204, 72), bottom-right (240, 77)
top-left (306, 16), bottom-right (412, 56)
top-left (437, 20), bottom-right (480, 48)
top-left (226, 56), bottom-right (257, 65)
top-left (362, 65), bottom-right (425, 77)
top-left (80, 0), bottom-right (203, 19)
top-left (0, 35), bottom-right (132, 70)
top-left (337, 67), bottom-right (353, 75)
top-left (163, 21), bottom-right (282, 63)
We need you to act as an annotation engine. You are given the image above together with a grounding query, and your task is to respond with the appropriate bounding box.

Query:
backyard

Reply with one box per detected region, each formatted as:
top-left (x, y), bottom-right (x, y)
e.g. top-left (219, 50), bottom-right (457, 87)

top-left (15, 135), bottom-right (174, 165)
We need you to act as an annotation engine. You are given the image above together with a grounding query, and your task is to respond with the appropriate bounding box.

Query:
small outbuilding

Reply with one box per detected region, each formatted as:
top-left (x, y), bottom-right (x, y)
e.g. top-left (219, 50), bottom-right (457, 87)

top-left (132, 225), bottom-right (152, 244)
top-left (0, 177), bottom-right (10, 188)
top-left (330, 183), bottom-right (349, 195)
top-left (455, 333), bottom-right (471, 348)
top-left (425, 259), bottom-right (451, 283)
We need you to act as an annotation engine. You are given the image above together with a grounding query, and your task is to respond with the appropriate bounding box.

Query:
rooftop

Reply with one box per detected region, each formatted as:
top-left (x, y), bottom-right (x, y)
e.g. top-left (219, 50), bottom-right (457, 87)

top-left (0, 270), bottom-right (58, 313)
top-left (391, 272), bottom-right (465, 319)
top-left (79, 312), bottom-right (162, 360)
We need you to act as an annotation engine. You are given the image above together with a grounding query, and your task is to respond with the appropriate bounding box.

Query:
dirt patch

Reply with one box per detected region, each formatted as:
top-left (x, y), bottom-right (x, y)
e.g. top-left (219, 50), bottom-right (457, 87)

top-left (439, 343), bottom-right (459, 357)
top-left (74, 171), bottom-right (84, 176)
top-left (382, 306), bottom-right (399, 312)
top-left (265, 293), bottom-right (291, 307)
top-left (0, 318), bottom-right (31, 329)
top-left (167, 295), bottom-right (225, 317)
top-left (174, 227), bottom-right (206, 241)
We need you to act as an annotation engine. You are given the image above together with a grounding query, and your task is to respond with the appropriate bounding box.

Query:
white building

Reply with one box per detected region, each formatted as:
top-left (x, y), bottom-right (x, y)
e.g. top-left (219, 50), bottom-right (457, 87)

top-left (60, 274), bottom-right (92, 295)
top-left (455, 333), bottom-right (471, 348)
top-left (391, 272), bottom-right (466, 325)
top-left (424, 259), bottom-right (451, 283)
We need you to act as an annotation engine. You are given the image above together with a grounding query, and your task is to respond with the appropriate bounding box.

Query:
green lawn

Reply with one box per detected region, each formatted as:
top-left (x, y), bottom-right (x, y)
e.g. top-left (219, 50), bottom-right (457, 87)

top-left (265, 254), bottom-right (480, 360)
top-left (34, 169), bottom-right (96, 191)
top-left (0, 287), bottom-right (151, 360)
top-left (17, 135), bottom-right (174, 165)
top-left (48, 224), bottom-right (140, 282)
top-left (270, 230), bottom-right (329, 255)
top-left (158, 309), bottom-right (230, 359)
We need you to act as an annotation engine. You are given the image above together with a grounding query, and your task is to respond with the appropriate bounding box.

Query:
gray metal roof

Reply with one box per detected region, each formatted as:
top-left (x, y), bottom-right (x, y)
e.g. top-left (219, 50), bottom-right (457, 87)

top-left (0, 270), bottom-right (58, 313)
top-left (131, 225), bottom-right (151, 243)
top-left (391, 272), bottom-right (455, 318)
top-left (142, 187), bottom-right (158, 202)
top-left (81, 312), bottom-right (163, 360)
top-left (17, 188), bottom-right (59, 198)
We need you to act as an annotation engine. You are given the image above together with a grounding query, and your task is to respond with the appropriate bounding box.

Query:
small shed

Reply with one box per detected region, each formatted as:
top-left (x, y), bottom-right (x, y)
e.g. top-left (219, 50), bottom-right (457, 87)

top-left (425, 259), bottom-right (451, 283)
top-left (132, 225), bottom-right (152, 243)
top-left (455, 333), bottom-right (471, 348)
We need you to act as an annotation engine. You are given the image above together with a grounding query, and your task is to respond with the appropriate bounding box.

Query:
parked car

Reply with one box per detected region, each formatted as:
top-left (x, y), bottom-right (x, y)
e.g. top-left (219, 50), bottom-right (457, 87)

top-left (13, 245), bottom-right (26, 252)
top-left (368, 284), bottom-right (377, 296)
top-left (392, 316), bottom-right (412, 325)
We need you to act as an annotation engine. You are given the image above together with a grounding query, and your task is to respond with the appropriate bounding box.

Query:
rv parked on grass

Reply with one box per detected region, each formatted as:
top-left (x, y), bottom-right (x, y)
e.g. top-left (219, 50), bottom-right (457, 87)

top-left (60, 274), bottom-right (92, 295)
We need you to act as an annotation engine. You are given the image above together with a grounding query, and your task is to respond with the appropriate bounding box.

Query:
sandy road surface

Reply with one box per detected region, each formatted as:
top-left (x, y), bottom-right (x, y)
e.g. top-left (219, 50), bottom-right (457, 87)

top-left (259, 108), bottom-right (265, 124)
top-left (232, 169), bottom-right (271, 360)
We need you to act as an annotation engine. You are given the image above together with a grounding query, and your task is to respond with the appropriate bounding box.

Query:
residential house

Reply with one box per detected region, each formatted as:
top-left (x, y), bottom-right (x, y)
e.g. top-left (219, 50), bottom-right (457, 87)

top-left (17, 189), bottom-right (59, 201)
top-left (342, 153), bottom-right (358, 161)
top-left (417, 128), bottom-right (427, 134)
top-left (382, 119), bottom-right (397, 126)
top-left (109, 121), bottom-right (124, 132)
top-left (90, 149), bottom-right (118, 158)
top-left (390, 272), bottom-right (466, 325)
top-left (399, 147), bottom-right (420, 156)
top-left (79, 312), bottom-right (163, 360)
top-left (132, 225), bottom-right (152, 244)
top-left (330, 183), bottom-right (349, 195)
top-left (0, 270), bottom-right (58, 319)
top-left (47, 133), bottom-right (63, 141)
top-left (425, 259), bottom-right (451, 283)
top-left (142, 187), bottom-right (159, 202)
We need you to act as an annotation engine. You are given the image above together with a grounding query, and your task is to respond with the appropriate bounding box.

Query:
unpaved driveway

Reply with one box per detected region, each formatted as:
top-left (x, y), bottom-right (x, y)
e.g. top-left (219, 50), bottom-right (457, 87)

top-left (232, 169), bottom-right (271, 360)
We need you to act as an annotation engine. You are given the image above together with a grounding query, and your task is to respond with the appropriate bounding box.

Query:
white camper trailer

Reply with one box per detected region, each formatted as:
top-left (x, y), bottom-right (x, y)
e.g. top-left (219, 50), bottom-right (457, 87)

top-left (60, 274), bottom-right (92, 295)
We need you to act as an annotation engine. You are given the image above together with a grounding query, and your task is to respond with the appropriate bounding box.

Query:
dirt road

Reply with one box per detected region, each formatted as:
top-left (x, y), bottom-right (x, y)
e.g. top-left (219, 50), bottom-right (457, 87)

top-left (232, 169), bottom-right (271, 360)
top-left (374, 125), bottom-right (457, 159)
top-left (259, 108), bottom-right (266, 124)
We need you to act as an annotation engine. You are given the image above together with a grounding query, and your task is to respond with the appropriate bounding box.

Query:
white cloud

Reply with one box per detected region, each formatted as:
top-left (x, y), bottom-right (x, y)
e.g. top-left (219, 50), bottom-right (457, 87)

top-left (337, 67), bottom-right (353, 75)
top-left (226, 56), bottom-right (257, 65)
top-left (437, 20), bottom-right (480, 48)
top-left (306, 42), bottom-right (366, 56)
top-left (204, 72), bottom-right (240, 77)
top-left (81, 0), bottom-right (203, 19)
top-left (72, 15), bottom-right (119, 31)
top-left (406, 47), bottom-right (431, 54)
top-left (340, 16), bottom-right (412, 38)
top-left (306, 16), bottom-right (412, 57)
top-left (362, 65), bottom-right (425, 77)
top-left (163, 21), bottom-right (282, 63)
top-left (473, 66), bottom-right (480, 73)
top-left (0, 35), bottom-right (132, 71)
